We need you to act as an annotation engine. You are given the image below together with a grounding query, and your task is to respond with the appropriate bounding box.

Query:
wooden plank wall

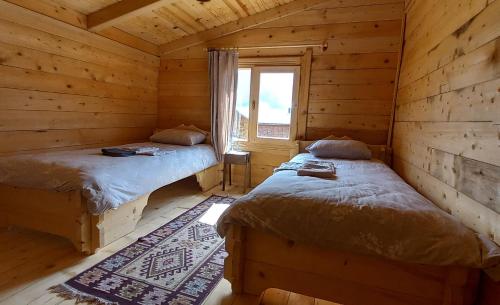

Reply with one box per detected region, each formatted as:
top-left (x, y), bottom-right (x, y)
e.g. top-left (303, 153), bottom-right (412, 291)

top-left (0, 1), bottom-right (159, 155)
top-left (159, 0), bottom-right (404, 143)
top-left (159, 0), bottom-right (404, 185)
top-left (392, 0), bottom-right (500, 244)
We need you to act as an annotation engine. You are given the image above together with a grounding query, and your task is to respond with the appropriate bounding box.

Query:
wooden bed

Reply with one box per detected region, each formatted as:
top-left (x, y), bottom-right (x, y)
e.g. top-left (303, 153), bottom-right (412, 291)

top-left (224, 225), bottom-right (480, 305)
top-left (0, 164), bottom-right (220, 254)
top-left (223, 141), bottom-right (481, 305)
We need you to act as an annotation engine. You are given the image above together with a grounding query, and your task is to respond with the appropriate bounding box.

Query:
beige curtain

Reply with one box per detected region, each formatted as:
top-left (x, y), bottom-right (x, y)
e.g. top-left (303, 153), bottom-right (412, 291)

top-left (209, 49), bottom-right (239, 161)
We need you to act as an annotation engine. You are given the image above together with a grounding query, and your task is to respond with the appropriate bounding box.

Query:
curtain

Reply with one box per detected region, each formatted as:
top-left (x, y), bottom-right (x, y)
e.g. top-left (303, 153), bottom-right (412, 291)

top-left (209, 49), bottom-right (239, 161)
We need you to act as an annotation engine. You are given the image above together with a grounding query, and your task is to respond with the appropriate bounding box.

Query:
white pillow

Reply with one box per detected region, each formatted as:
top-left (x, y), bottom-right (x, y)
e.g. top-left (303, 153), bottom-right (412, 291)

top-left (306, 140), bottom-right (372, 160)
top-left (175, 124), bottom-right (209, 136)
top-left (150, 129), bottom-right (206, 146)
top-left (323, 134), bottom-right (352, 140)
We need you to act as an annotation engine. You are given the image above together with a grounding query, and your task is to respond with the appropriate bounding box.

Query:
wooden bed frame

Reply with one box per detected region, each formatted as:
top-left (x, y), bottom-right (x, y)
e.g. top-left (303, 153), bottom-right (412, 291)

top-left (0, 164), bottom-right (220, 254)
top-left (224, 225), bottom-right (480, 305)
top-left (223, 142), bottom-right (481, 305)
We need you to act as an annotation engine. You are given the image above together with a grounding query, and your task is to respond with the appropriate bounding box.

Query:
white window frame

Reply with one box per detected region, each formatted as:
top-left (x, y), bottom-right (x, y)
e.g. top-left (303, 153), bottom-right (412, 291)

top-left (233, 64), bottom-right (300, 150)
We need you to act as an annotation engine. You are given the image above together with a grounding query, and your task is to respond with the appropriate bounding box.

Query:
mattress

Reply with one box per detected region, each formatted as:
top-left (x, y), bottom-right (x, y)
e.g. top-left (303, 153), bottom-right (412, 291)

top-left (0, 142), bottom-right (218, 214)
top-left (217, 153), bottom-right (500, 270)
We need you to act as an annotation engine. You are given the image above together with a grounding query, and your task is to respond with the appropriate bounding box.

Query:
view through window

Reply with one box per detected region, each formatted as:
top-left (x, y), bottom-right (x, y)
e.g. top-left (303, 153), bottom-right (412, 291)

top-left (257, 72), bottom-right (294, 139)
top-left (233, 66), bottom-right (299, 144)
top-left (233, 68), bottom-right (251, 141)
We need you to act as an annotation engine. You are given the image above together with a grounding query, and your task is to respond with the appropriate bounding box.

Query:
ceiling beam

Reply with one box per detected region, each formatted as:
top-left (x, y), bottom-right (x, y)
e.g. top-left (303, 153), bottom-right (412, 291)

top-left (159, 0), bottom-right (331, 56)
top-left (98, 27), bottom-right (160, 56)
top-left (3, 0), bottom-right (159, 56)
top-left (87, 0), bottom-right (174, 31)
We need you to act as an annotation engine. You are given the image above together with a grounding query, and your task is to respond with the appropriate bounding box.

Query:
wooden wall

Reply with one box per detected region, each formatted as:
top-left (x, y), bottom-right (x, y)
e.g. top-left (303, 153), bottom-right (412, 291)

top-left (0, 1), bottom-right (159, 155)
top-left (159, 0), bottom-right (403, 186)
top-left (392, 0), bottom-right (500, 244)
top-left (159, 0), bottom-right (404, 145)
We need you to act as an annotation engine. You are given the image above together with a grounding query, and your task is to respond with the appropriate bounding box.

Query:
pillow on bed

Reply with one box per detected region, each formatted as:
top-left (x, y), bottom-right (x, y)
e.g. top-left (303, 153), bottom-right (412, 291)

top-left (175, 124), bottom-right (209, 136)
top-left (322, 134), bottom-right (352, 140)
top-left (150, 129), bottom-right (206, 146)
top-left (306, 139), bottom-right (372, 160)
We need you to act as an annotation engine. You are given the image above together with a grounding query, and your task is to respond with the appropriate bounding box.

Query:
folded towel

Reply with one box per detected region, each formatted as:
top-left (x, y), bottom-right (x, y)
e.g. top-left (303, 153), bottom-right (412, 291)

top-left (124, 146), bottom-right (177, 156)
top-left (274, 161), bottom-right (303, 172)
top-left (103, 146), bottom-right (175, 157)
top-left (297, 160), bottom-right (336, 178)
top-left (101, 148), bottom-right (136, 157)
top-left (297, 168), bottom-right (336, 178)
top-left (275, 160), bottom-right (336, 178)
top-left (122, 146), bottom-right (161, 156)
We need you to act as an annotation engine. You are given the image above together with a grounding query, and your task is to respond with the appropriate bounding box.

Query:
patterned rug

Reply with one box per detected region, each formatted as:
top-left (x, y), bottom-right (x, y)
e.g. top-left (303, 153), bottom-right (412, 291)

top-left (50, 195), bottom-right (235, 305)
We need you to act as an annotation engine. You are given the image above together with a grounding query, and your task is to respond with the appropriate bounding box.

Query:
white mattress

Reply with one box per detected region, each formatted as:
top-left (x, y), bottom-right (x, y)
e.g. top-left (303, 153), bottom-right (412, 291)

top-left (217, 153), bottom-right (500, 270)
top-left (0, 142), bottom-right (218, 214)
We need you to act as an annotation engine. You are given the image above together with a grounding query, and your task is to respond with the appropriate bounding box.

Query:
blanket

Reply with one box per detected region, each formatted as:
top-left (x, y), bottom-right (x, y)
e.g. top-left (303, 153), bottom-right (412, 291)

top-left (218, 153), bottom-right (500, 272)
top-left (0, 142), bottom-right (217, 214)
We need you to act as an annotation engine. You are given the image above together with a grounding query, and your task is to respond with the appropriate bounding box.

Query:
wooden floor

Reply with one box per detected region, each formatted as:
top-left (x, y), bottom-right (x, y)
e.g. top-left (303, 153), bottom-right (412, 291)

top-left (0, 177), bottom-right (339, 305)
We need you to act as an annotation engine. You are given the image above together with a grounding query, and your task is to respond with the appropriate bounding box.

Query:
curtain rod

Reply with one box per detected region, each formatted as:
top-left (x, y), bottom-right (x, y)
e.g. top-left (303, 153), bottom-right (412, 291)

top-left (205, 42), bottom-right (328, 52)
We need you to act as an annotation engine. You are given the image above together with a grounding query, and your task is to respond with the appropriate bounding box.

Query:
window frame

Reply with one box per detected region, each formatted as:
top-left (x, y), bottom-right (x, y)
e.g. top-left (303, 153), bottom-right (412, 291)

top-left (233, 63), bottom-right (301, 150)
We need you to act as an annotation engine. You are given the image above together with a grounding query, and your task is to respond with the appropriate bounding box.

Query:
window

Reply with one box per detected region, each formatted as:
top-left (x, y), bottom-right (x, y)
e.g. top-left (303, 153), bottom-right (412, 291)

top-left (232, 68), bottom-right (251, 141)
top-left (232, 66), bottom-right (300, 146)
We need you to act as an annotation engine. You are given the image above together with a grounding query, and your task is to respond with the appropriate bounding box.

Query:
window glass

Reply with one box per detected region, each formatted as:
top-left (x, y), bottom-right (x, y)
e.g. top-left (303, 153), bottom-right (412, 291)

top-left (232, 68), bottom-right (251, 141)
top-left (257, 72), bottom-right (294, 139)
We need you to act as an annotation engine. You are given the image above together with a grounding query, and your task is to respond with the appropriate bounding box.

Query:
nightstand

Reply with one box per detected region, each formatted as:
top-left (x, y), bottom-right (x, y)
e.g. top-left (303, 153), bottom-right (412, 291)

top-left (223, 150), bottom-right (251, 192)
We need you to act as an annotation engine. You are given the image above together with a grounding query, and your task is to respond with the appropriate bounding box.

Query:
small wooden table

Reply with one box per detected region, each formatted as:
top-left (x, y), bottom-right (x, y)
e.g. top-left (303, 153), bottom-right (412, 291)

top-left (223, 151), bottom-right (251, 192)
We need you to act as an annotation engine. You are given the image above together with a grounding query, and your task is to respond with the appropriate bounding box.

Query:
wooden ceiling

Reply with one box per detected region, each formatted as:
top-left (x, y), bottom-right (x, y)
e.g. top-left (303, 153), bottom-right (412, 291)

top-left (49, 0), bottom-right (122, 14)
top-left (6, 0), bottom-right (331, 56)
top-left (50, 0), bottom-right (295, 46)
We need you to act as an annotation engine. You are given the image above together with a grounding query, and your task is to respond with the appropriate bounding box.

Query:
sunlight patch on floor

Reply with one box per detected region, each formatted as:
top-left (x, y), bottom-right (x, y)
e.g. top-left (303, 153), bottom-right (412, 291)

top-left (199, 203), bottom-right (231, 225)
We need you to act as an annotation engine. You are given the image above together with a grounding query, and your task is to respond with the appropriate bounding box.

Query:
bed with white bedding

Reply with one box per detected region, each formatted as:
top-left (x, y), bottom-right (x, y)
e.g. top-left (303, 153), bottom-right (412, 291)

top-left (217, 151), bottom-right (500, 305)
top-left (0, 142), bottom-right (218, 214)
top-left (0, 142), bottom-right (219, 254)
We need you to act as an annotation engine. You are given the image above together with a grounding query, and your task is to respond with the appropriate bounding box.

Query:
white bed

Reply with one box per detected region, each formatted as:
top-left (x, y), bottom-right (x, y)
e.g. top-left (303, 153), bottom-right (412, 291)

top-left (0, 142), bottom-right (220, 254)
top-left (0, 142), bottom-right (218, 214)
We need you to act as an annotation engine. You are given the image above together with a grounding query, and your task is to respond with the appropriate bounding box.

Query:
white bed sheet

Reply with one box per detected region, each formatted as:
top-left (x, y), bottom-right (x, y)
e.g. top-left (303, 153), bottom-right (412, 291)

top-left (0, 142), bottom-right (218, 214)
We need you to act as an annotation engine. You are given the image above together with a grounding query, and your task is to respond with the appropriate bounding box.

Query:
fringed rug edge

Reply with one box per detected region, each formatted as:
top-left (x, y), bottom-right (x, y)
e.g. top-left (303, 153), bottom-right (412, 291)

top-left (49, 283), bottom-right (118, 305)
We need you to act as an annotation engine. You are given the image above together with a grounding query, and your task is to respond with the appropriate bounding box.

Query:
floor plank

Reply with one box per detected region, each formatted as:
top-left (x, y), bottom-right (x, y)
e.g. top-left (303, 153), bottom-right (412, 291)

top-left (0, 177), bottom-right (339, 305)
